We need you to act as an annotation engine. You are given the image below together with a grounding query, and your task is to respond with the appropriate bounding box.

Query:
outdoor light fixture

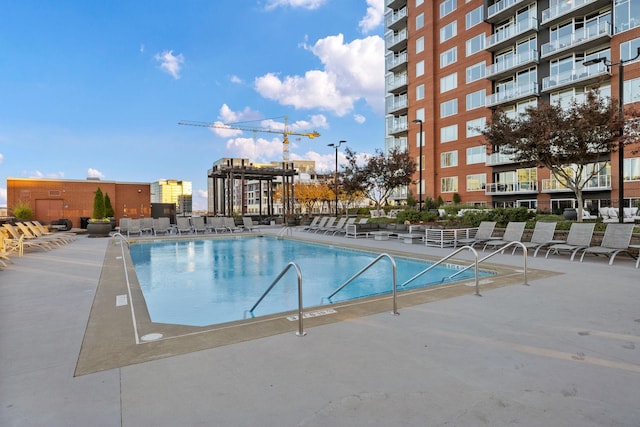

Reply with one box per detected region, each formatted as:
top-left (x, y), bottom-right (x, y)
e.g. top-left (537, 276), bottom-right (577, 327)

top-left (327, 140), bottom-right (346, 216)
top-left (583, 47), bottom-right (640, 223)
top-left (412, 119), bottom-right (423, 211)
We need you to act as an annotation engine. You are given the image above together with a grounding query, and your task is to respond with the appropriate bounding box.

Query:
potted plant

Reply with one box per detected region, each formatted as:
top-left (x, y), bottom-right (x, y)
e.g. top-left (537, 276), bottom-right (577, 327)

top-left (87, 187), bottom-right (112, 237)
top-left (104, 192), bottom-right (116, 230)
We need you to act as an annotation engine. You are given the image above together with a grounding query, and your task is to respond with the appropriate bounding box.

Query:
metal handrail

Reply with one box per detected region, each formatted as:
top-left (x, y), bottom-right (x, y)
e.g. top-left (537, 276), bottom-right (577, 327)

top-left (110, 232), bottom-right (129, 247)
top-left (247, 261), bottom-right (306, 336)
top-left (400, 246), bottom-right (481, 296)
top-left (449, 241), bottom-right (528, 286)
top-left (325, 253), bottom-right (399, 315)
top-left (277, 227), bottom-right (292, 238)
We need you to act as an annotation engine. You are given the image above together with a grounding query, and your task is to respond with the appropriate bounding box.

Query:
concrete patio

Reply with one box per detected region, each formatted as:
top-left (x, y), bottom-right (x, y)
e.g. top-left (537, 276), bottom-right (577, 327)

top-left (1, 230), bottom-right (639, 426)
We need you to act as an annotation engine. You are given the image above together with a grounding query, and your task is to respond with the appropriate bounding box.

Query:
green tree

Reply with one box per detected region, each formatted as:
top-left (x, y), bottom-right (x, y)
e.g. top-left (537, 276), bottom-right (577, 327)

top-left (104, 193), bottom-right (115, 217)
top-left (483, 91), bottom-right (640, 221)
top-left (92, 187), bottom-right (106, 220)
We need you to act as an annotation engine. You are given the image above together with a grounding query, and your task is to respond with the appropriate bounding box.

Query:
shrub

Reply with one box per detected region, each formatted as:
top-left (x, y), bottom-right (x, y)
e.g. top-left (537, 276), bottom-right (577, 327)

top-left (91, 187), bottom-right (106, 220)
top-left (104, 193), bottom-right (115, 217)
top-left (396, 209), bottom-right (438, 224)
top-left (12, 200), bottom-right (33, 220)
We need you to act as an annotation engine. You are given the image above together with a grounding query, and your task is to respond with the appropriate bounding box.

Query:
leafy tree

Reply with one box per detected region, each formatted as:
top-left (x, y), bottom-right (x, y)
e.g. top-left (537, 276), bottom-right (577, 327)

top-left (343, 147), bottom-right (416, 210)
top-left (104, 193), bottom-right (115, 217)
top-left (91, 187), bottom-right (106, 219)
top-left (483, 91), bottom-right (640, 221)
top-left (12, 200), bottom-right (33, 220)
top-left (295, 182), bottom-right (332, 214)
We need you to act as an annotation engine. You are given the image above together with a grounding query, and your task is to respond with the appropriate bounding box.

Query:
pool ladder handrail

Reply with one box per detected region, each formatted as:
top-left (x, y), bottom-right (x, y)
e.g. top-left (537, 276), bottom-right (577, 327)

top-left (277, 227), bottom-right (292, 239)
top-left (247, 261), bottom-right (306, 336)
top-left (448, 241), bottom-right (528, 286)
top-left (325, 253), bottom-right (399, 315)
top-left (110, 232), bottom-right (129, 248)
top-left (399, 246), bottom-right (481, 296)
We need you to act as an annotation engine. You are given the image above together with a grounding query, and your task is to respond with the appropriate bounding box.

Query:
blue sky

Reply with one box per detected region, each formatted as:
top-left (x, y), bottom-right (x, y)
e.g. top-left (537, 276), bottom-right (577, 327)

top-left (0, 0), bottom-right (385, 210)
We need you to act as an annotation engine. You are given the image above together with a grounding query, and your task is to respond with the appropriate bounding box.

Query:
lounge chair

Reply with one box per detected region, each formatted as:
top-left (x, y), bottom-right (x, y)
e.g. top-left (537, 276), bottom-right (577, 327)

top-left (482, 222), bottom-right (526, 252)
top-left (24, 222), bottom-right (72, 245)
top-left (127, 219), bottom-right (142, 237)
top-left (322, 217), bottom-right (347, 234)
top-left (191, 216), bottom-right (207, 234)
top-left (140, 218), bottom-right (155, 235)
top-left (330, 217), bottom-right (356, 236)
top-left (30, 221), bottom-right (76, 242)
top-left (545, 223), bottom-right (596, 260)
top-left (512, 221), bottom-right (558, 257)
top-left (119, 218), bottom-right (130, 236)
top-left (242, 217), bottom-right (265, 231)
top-left (578, 223), bottom-right (635, 265)
top-left (15, 222), bottom-right (65, 247)
top-left (457, 221), bottom-right (496, 248)
top-left (307, 216), bottom-right (329, 233)
top-left (315, 217), bottom-right (337, 233)
top-left (153, 218), bottom-right (171, 235)
top-left (207, 217), bottom-right (228, 234)
top-left (224, 217), bottom-right (243, 232)
top-left (176, 217), bottom-right (193, 235)
top-left (299, 216), bottom-right (319, 231)
top-left (2, 223), bottom-right (52, 251)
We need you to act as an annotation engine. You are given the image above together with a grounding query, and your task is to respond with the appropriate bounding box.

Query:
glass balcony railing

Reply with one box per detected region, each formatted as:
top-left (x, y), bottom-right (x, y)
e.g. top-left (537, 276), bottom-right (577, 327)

top-left (488, 0), bottom-right (526, 19)
top-left (486, 17), bottom-right (538, 49)
top-left (542, 65), bottom-right (608, 91)
top-left (486, 181), bottom-right (538, 194)
top-left (486, 152), bottom-right (517, 165)
top-left (385, 28), bottom-right (407, 50)
top-left (487, 50), bottom-right (538, 77)
top-left (386, 73), bottom-right (408, 92)
top-left (384, 7), bottom-right (407, 29)
top-left (385, 95), bottom-right (408, 113)
top-left (486, 82), bottom-right (539, 107)
top-left (541, 175), bottom-right (611, 192)
top-left (385, 51), bottom-right (408, 71)
top-left (541, 21), bottom-right (611, 57)
top-left (542, 0), bottom-right (601, 24)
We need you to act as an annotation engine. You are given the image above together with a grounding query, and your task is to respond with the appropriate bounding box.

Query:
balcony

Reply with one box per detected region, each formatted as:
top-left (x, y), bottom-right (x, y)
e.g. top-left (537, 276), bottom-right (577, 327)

top-left (486, 50), bottom-right (539, 80)
top-left (486, 17), bottom-right (538, 52)
top-left (486, 152), bottom-right (517, 166)
top-left (386, 72), bottom-right (408, 94)
top-left (542, 65), bottom-right (610, 92)
top-left (385, 0), bottom-right (406, 10)
top-left (385, 28), bottom-right (408, 52)
top-left (540, 21), bottom-right (612, 59)
top-left (385, 51), bottom-right (408, 73)
top-left (487, 0), bottom-right (527, 24)
top-left (486, 181), bottom-right (538, 195)
top-left (386, 116), bottom-right (408, 135)
top-left (384, 7), bottom-right (407, 32)
top-left (541, 175), bottom-right (611, 192)
top-left (385, 94), bottom-right (408, 114)
top-left (486, 82), bottom-right (539, 108)
top-left (541, 0), bottom-right (611, 27)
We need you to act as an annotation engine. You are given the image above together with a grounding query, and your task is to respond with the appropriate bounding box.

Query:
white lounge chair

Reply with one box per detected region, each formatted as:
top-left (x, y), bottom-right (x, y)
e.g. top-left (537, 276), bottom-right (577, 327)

top-left (457, 221), bottom-right (496, 248)
top-left (482, 222), bottom-right (526, 252)
top-left (545, 223), bottom-right (595, 260)
top-left (153, 218), bottom-right (171, 235)
top-left (513, 221), bottom-right (558, 257)
top-left (191, 216), bottom-right (207, 234)
top-left (578, 223), bottom-right (635, 265)
top-left (176, 217), bottom-right (193, 235)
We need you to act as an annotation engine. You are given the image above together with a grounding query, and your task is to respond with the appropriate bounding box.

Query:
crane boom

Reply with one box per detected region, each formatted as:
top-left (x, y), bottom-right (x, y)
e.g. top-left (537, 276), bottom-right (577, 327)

top-left (178, 117), bottom-right (320, 162)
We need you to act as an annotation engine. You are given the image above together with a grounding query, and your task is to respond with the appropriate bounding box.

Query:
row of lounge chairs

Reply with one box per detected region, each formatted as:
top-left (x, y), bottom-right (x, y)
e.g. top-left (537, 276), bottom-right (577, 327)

top-left (1, 221), bottom-right (76, 269)
top-left (459, 221), bottom-right (639, 266)
top-left (301, 217), bottom-right (368, 235)
top-left (118, 216), bottom-right (268, 237)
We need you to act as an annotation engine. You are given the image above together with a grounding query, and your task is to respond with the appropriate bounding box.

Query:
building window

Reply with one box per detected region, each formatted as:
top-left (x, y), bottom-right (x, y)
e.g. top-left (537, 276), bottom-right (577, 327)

top-left (416, 12), bottom-right (424, 30)
top-left (416, 129), bottom-right (424, 147)
top-left (416, 0), bottom-right (424, 5)
top-left (440, 47), bottom-right (457, 68)
top-left (440, 21), bottom-right (457, 43)
top-left (466, 61), bottom-right (485, 83)
top-left (441, 124), bottom-right (458, 143)
top-left (466, 173), bottom-right (486, 191)
top-left (466, 6), bottom-right (483, 29)
top-left (466, 117), bottom-right (486, 138)
top-left (466, 145), bottom-right (486, 164)
top-left (624, 77), bottom-right (640, 105)
top-left (621, 38), bottom-right (640, 62)
top-left (465, 33), bottom-right (484, 56)
top-left (624, 157), bottom-right (640, 181)
top-left (440, 72), bottom-right (457, 93)
top-left (466, 89), bottom-right (486, 110)
top-left (440, 0), bottom-right (456, 18)
top-left (415, 107), bottom-right (425, 122)
top-left (416, 60), bottom-right (425, 77)
top-left (416, 36), bottom-right (424, 54)
top-left (441, 151), bottom-right (458, 168)
top-left (614, 0), bottom-right (640, 33)
top-left (416, 84), bottom-right (425, 100)
top-left (440, 99), bottom-right (458, 118)
top-left (441, 176), bottom-right (458, 193)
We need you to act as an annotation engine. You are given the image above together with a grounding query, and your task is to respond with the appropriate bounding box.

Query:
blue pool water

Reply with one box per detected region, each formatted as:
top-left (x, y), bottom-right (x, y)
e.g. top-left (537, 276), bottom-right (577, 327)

top-left (129, 237), bottom-right (491, 327)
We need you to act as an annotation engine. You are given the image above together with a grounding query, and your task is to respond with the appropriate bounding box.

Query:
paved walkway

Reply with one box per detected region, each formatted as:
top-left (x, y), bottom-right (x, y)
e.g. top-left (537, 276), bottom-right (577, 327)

top-left (1, 231), bottom-right (639, 426)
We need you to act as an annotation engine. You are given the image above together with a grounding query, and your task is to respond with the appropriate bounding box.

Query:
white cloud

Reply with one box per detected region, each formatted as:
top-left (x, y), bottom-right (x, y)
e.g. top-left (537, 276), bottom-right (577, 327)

top-left (154, 50), bottom-right (185, 79)
top-left (192, 189), bottom-right (208, 211)
top-left (254, 34), bottom-right (384, 116)
top-left (226, 136), bottom-right (283, 162)
top-left (0, 187), bottom-right (6, 206)
top-left (354, 114), bottom-right (366, 124)
top-left (0, 153), bottom-right (3, 164)
top-left (87, 168), bottom-right (105, 179)
top-left (230, 75), bottom-right (243, 84)
top-left (359, 0), bottom-right (384, 33)
top-left (30, 170), bottom-right (65, 179)
top-left (265, 0), bottom-right (327, 11)
top-left (208, 104), bottom-right (263, 138)
top-left (140, 44), bottom-right (145, 53)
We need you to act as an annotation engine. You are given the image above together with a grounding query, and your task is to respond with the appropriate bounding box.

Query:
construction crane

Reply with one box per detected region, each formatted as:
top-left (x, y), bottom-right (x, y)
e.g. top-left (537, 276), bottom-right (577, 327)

top-left (178, 116), bottom-right (320, 162)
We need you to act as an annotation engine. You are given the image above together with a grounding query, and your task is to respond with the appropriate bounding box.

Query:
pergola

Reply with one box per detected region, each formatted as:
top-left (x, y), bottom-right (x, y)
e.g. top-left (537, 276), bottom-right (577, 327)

top-left (209, 160), bottom-right (298, 217)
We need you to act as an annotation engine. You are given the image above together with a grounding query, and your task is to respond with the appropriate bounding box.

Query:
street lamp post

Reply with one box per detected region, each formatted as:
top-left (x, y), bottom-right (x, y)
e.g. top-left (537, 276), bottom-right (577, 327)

top-left (412, 119), bottom-right (423, 211)
top-left (584, 47), bottom-right (640, 223)
top-left (327, 140), bottom-right (346, 216)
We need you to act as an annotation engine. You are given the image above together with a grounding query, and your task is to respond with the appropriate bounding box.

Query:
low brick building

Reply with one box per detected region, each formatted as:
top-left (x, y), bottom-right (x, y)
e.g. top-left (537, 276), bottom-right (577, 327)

top-left (6, 178), bottom-right (151, 229)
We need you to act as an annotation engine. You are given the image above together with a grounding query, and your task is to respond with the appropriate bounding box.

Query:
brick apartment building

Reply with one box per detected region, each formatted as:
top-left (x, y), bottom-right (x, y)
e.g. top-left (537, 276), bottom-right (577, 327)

top-left (6, 178), bottom-right (151, 228)
top-left (385, 0), bottom-right (640, 213)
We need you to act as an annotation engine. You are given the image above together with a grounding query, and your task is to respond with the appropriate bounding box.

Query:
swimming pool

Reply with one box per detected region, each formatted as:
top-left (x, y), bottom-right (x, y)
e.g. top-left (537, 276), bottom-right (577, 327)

top-left (129, 237), bottom-right (492, 327)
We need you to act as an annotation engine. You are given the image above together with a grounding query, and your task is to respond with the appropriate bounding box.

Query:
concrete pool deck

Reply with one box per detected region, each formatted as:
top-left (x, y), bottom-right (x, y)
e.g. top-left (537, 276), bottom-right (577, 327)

top-left (1, 229), bottom-right (639, 426)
